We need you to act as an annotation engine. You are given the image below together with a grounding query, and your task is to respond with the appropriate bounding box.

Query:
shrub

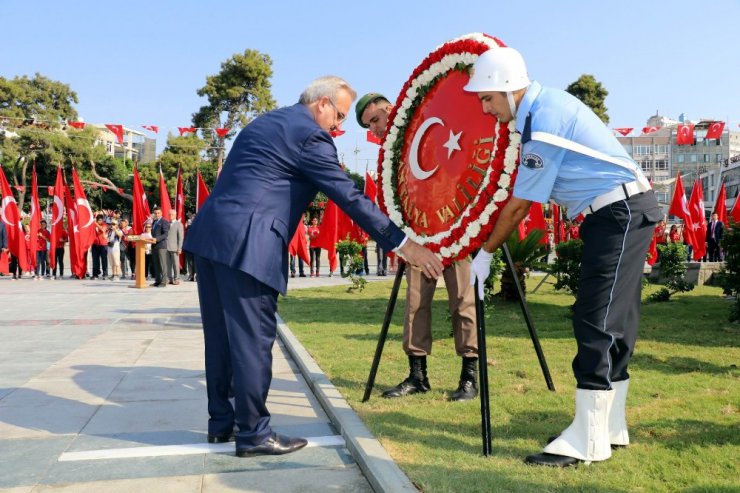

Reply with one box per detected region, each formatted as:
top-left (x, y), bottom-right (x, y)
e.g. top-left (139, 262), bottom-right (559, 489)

top-left (717, 222), bottom-right (740, 321)
top-left (550, 239), bottom-right (583, 297)
top-left (336, 239), bottom-right (366, 292)
top-left (648, 242), bottom-right (694, 302)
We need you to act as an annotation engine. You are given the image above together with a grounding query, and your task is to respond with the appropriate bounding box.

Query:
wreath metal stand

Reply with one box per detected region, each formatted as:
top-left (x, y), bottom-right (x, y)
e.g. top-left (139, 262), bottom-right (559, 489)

top-left (362, 243), bottom-right (555, 456)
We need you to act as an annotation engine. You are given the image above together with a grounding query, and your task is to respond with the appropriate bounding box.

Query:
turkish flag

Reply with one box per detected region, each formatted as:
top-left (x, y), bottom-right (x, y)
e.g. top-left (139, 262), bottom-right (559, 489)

top-left (311, 200), bottom-right (340, 273)
top-left (705, 121), bottom-right (725, 140)
top-left (29, 166), bottom-right (42, 255)
top-left (158, 170), bottom-right (172, 220)
top-left (364, 172), bottom-right (377, 203)
top-left (142, 125), bottom-right (159, 133)
top-left (64, 183), bottom-right (86, 279)
top-left (517, 202), bottom-right (548, 244)
top-left (105, 124), bottom-right (124, 144)
top-left (71, 168), bottom-right (96, 252)
top-left (132, 166), bottom-right (151, 234)
top-left (642, 126), bottom-right (660, 134)
top-left (196, 172), bottom-right (210, 211)
top-left (367, 130), bottom-right (382, 145)
top-left (329, 129), bottom-right (346, 138)
top-left (0, 167), bottom-right (29, 271)
top-left (730, 192), bottom-right (740, 224)
top-left (647, 233), bottom-right (658, 266)
top-left (49, 166), bottom-right (66, 270)
top-left (676, 124), bottom-right (695, 146)
top-left (669, 173), bottom-right (696, 249)
top-left (614, 128), bottom-right (633, 136)
top-left (215, 127), bottom-right (230, 138)
top-left (688, 179), bottom-right (707, 260)
top-left (288, 215), bottom-right (310, 264)
top-left (552, 203), bottom-right (566, 244)
top-left (713, 182), bottom-right (727, 226)
top-left (178, 127), bottom-right (197, 136)
top-left (68, 121), bottom-right (86, 129)
top-left (175, 165), bottom-right (185, 222)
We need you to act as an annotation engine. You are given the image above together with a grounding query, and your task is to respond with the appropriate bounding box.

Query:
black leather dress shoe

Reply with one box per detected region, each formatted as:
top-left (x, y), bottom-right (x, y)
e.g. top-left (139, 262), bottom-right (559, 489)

top-left (235, 433), bottom-right (308, 457)
top-left (207, 433), bottom-right (235, 444)
top-left (524, 452), bottom-right (580, 467)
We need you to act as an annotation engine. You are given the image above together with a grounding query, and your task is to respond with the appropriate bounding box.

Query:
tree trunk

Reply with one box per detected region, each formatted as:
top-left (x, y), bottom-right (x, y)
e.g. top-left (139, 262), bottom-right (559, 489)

top-left (499, 261), bottom-right (527, 302)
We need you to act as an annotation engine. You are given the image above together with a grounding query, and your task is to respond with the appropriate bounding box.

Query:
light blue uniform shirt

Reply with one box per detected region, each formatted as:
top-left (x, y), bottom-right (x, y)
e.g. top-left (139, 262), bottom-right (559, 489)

top-left (512, 81), bottom-right (643, 218)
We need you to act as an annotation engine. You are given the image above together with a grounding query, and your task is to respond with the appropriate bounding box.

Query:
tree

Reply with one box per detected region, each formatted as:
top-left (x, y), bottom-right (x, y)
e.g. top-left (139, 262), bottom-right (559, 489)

top-left (192, 49), bottom-right (277, 168)
top-left (498, 230), bottom-right (547, 301)
top-left (565, 74), bottom-right (609, 124)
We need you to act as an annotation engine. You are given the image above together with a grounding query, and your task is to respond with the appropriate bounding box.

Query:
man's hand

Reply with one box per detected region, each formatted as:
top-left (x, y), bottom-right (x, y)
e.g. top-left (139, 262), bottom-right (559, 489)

top-left (470, 249), bottom-right (492, 299)
top-left (398, 240), bottom-right (443, 279)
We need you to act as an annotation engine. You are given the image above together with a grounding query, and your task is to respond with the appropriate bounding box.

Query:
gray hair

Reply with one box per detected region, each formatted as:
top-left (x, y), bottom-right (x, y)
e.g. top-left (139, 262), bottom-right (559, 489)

top-left (299, 76), bottom-right (357, 104)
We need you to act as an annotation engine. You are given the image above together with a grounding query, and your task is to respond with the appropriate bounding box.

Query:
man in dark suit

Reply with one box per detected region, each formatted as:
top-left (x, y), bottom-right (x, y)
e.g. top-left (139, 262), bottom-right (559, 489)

top-left (184, 75), bottom-right (443, 458)
top-left (150, 207), bottom-right (170, 287)
top-left (706, 212), bottom-right (724, 262)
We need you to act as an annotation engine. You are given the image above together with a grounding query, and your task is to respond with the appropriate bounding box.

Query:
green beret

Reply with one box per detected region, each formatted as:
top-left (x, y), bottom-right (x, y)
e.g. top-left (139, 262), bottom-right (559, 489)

top-left (355, 92), bottom-right (387, 128)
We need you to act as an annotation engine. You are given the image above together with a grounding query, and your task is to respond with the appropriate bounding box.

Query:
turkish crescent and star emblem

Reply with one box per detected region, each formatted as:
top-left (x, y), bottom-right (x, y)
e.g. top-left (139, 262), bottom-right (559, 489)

top-left (397, 70), bottom-right (498, 236)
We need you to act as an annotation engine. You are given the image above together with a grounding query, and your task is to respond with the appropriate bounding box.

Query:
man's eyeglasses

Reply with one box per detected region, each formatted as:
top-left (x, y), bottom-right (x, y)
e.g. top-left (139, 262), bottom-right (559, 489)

top-left (327, 98), bottom-right (346, 124)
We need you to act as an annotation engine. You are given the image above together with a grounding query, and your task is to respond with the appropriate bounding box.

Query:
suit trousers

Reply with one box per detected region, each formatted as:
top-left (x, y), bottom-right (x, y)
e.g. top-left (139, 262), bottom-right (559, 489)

top-left (573, 191), bottom-right (660, 390)
top-left (167, 251), bottom-right (180, 281)
top-left (403, 260), bottom-right (477, 357)
top-left (195, 256), bottom-right (277, 447)
top-left (152, 248), bottom-right (168, 285)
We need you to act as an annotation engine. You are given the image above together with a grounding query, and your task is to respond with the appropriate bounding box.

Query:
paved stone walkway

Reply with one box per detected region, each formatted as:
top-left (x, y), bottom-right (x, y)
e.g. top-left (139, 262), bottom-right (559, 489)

top-left (0, 268), bottom-right (406, 492)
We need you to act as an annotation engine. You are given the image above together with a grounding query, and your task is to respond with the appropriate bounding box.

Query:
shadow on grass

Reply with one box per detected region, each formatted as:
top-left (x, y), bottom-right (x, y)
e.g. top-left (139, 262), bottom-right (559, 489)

top-left (635, 418), bottom-right (740, 448)
top-left (631, 352), bottom-right (738, 376)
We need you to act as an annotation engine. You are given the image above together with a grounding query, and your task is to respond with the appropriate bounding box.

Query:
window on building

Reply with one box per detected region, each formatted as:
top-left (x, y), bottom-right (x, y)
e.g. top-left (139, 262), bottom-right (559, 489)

top-left (717, 154), bottom-right (723, 163)
top-left (655, 159), bottom-right (668, 170)
top-left (690, 154), bottom-right (698, 163)
top-left (677, 154), bottom-right (685, 163)
top-left (640, 162), bottom-right (650, 172)
top-left (655, 144), bottom-right (669, 154)
top-left (634, 145), bottom-right (651, 155)
top-left (704, 154), bottom-right (711, 163)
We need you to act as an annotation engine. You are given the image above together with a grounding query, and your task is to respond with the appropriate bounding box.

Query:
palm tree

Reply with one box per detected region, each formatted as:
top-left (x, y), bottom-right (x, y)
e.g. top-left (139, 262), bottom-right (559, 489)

top-left (498, 230), bottom-right (547, 301)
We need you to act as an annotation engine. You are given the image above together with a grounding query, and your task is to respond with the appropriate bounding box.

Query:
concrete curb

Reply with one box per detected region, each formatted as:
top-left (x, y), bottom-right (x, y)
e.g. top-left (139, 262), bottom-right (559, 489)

top-left (277, 315), bottom-right (418, 493)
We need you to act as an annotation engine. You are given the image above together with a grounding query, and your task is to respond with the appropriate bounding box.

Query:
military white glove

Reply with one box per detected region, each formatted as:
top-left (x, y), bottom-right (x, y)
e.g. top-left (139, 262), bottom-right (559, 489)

top-left (470, 249), bottom-right (493, 299)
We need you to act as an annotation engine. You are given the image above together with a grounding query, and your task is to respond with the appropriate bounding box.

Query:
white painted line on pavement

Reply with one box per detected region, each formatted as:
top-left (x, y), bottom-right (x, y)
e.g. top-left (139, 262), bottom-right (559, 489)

top-left (58, 435), bottom-right (346, 461)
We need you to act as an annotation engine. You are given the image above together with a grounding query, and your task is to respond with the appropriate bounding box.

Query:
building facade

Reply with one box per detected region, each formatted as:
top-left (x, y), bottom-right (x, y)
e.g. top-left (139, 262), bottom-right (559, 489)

top-left (93, 125), bottom-right (156, 164)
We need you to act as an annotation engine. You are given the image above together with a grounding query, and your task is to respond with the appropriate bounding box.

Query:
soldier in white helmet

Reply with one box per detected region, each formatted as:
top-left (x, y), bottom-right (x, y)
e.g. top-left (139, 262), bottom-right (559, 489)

top-left (464, 47), bottom-right (661, 467)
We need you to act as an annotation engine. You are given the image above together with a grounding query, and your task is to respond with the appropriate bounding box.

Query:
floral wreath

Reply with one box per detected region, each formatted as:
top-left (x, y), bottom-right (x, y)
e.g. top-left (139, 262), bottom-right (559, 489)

top-left (377, 33), bottom-right (521, 265)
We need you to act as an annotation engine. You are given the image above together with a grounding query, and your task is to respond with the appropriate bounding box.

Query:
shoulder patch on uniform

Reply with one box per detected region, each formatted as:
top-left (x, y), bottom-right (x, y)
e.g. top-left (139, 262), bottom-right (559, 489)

top-left (522, 153), bottom-right (544, 169)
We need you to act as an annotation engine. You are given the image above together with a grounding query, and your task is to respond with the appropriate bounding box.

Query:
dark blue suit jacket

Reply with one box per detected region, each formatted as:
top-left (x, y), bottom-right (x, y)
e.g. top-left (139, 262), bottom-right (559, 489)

top-left (151, 218), bottom-right (170, 250)
top-left (184, 103), bottom-right (405, 295)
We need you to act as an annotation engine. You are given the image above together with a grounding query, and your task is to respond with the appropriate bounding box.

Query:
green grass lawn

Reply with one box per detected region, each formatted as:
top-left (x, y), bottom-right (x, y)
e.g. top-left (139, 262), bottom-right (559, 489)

top-left (277, 278), bottom-right (739, 493)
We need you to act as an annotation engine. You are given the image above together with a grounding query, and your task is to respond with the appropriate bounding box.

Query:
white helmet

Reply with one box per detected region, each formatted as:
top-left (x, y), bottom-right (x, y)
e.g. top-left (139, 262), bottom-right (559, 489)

top-left (464, 47), bottom-right (530, 93)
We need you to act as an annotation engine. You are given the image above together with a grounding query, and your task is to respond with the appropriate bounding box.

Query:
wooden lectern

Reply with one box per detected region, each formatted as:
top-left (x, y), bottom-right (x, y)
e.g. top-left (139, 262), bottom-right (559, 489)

top-left (127, 236), bottom-right (152, 289)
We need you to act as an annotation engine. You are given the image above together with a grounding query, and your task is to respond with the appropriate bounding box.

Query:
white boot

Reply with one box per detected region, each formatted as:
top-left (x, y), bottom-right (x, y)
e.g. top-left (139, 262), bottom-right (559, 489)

top-left (541, 388), bottom-right (613, 463)
top-left (609, 379), bottom-right (630, 446)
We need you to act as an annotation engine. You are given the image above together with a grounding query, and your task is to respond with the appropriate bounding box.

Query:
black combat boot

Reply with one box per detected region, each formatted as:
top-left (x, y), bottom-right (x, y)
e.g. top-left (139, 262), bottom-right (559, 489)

top-left (382, 355), bottom-right (431, 398)
top-left (450, 357), bottom-right (478, 401)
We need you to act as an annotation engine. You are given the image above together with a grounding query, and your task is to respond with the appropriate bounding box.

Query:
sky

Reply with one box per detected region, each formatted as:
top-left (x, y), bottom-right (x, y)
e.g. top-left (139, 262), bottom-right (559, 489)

top-left (1, 0), bottom-right (739, 176)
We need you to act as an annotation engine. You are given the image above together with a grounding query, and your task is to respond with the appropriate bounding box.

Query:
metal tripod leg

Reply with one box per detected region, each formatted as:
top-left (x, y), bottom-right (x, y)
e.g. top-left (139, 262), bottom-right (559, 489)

top-left (362, 262), bottom-right (407, 402)
top-left (474, 280), bottom-right (493, 456)
top-left (501, 243), bottom-right (556, 391)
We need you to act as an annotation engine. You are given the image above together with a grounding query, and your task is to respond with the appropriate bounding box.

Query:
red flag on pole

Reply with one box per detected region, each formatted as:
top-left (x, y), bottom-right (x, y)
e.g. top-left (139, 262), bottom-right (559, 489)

top-left (175, 165), bottom-right (185, 222)
top-left (178, 127), bottom-right (197, 136)
top-left (669, 173), bottom-right (696, 248)
top-left (215, 128), bottom-right (230, 138)
top-left (132, 166), bottom-right (151, 234)
top-left (0, 167), bottom-right (29, 271)
top-left (366, 130), bottom-right (382, 145)
top-left (196, 171), bottom-right (210, 211)
top-left (552, 203), bottom-right (565, 244)
top-left (68, 121), bottom-right (86, 129)
top-left (105, 124), bottom-right (124, 144)
top-left (688, 179), bottom-right (707, 260)
top-left (647, 233), bottom-right (658, 266)
top-left (614, 128), bottom-right (633, 136)
top-left (642, 126), bottom-right (660, 134)
top-left (364, 172), bottom-right (377, 203)
top-left (288, 215), bottom-right (310, 265)
top-left (705, 121), bottom-right (725, 140)
top-left (142, 125), bottom-right (159, 133)
top-left (676, 124), bottom-right (695, 145)
top-left (71, 168), bottom-right (96, 252)
top-left (730, 192), bottom-right (740, 224)
top-left (517, 202), bottom-right (548, 244)
top-left (49, 166), bottom-right (65, 270)
top-left (713, 181), bottom-right (727, 226)
top-left (158, 169), bottom-right (172, 220)
top-left (29, 166), bottom-right (42, 264)
top-left (64, 183), bottom-right (85, 279)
